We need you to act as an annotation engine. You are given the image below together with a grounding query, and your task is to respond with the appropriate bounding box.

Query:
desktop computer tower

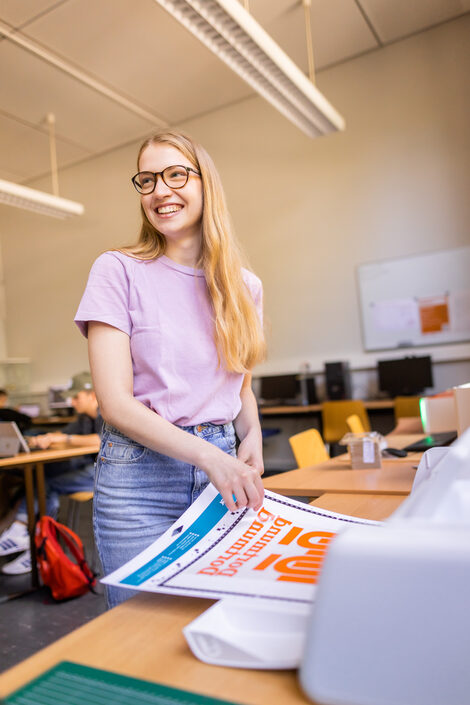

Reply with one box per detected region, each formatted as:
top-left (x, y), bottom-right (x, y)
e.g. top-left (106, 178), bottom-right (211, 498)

top-left (305, 376), bottom-right (318, 404)
top-left (324, 362), bottom-right (352, 400)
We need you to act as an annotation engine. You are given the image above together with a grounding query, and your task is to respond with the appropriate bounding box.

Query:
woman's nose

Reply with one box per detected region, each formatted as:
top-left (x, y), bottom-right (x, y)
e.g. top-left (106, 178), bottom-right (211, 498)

top-left (153, 174), bottom-right (173, 196)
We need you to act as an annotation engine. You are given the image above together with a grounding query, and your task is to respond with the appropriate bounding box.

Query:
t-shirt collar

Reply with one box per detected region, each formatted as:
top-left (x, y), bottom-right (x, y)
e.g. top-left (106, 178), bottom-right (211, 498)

top-left (158, 254), bottom-right (205, 277)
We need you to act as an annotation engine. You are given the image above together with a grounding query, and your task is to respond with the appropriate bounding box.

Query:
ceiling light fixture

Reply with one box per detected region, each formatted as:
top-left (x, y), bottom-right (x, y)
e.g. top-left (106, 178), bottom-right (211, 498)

top-left (0, 179), bottom-right (84, 218)
top-left (0, 113), bottom-right (84, 219)
top-left (155, 0), bottom-right (345, 138)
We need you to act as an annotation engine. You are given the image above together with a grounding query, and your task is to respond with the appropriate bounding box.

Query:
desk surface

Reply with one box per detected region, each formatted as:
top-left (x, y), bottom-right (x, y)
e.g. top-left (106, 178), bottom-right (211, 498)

top-left (264, 460), bottom-right (418, 497)
top-left (32, 415), bottom-right (76, 426)
top-left (0, 494), bottom-right (404, 704)
top-left (310, 492), bottom-right (405, 520)
top-left (0, 443), bottom-right (100, 468)
top-left (263, 435), bottom-right (423, 498)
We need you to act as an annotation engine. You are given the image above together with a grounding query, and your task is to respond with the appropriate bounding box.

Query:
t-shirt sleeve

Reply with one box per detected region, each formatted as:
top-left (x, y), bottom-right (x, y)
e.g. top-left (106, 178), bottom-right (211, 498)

top-left (74, 252), bottom-right (132, 338)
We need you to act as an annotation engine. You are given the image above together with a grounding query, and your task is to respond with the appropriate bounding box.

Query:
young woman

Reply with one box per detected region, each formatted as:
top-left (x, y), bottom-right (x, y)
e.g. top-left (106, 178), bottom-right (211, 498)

top-left (75, 131), bottom-right (266, 607)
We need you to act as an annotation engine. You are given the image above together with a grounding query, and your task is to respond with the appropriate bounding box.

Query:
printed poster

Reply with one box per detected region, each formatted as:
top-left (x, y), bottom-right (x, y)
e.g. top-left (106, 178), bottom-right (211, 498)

top-left (102, 485), bottom-right (378, 603)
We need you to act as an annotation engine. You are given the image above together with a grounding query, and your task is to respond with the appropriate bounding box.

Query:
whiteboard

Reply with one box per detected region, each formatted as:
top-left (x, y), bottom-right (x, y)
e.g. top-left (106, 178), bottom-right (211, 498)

top-left (357, 246), bottom-right (470, 351)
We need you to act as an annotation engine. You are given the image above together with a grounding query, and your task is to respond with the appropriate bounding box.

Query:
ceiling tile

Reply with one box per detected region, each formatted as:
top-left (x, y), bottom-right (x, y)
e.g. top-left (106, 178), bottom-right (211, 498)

top-left (0, 0), bottom-right (62, 27)
top-left (19, 0), bottom-right (254, 125)
top-left (0, 41), bottom-right (160, 154)
top-left (0, 112), bottom-right (89, 182)
top-left (360, 0), bottom-right (470, 42)
top-left (252, 0), bottom-right (379, 71)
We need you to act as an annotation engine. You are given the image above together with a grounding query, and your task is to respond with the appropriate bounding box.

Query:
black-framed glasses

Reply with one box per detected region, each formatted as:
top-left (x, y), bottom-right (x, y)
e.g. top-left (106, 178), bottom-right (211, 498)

top-left (131, 165), bottom-right (200, 194)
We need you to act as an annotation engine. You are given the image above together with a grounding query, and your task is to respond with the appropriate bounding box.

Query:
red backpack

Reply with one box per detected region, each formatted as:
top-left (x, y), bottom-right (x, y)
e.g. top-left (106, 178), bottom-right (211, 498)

top-left (35, 516), bottom-right (96, 601)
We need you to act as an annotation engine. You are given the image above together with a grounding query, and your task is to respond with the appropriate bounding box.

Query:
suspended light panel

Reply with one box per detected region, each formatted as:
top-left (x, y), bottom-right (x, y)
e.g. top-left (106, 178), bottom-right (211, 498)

top-left (155, 0), bottom-right (345, 137)
top-left (0, 179), bottom-right (84, 219)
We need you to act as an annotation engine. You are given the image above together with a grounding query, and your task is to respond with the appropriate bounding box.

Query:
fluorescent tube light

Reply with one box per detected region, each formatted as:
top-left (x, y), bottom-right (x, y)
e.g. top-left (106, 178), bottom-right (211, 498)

top-left (155, 0), bottom-right (345, 137)
top-left (0, 179), bottom-right (84, 219)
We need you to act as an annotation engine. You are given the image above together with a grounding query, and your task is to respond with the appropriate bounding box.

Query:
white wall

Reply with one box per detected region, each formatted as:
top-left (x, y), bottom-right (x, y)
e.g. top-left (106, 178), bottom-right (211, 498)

top-left (0, 16), bottom-right (469, 393)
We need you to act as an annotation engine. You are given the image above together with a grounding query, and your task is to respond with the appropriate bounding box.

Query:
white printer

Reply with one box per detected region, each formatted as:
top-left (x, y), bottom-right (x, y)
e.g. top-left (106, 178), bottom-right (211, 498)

top-left (300, 428), bottom-right (470, 705)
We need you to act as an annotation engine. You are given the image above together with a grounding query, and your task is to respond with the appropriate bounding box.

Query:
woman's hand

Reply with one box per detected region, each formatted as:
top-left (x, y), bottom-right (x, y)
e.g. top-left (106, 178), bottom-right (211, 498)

top-left (203, 445), bottom-right (264, 514)
top-left (29, 432), bottom-right (67, 449)
top-left (237, 428), bottom-right (264, 475)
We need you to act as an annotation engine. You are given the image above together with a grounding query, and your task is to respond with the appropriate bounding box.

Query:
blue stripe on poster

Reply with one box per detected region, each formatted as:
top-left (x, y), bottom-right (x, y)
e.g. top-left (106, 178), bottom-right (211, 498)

top-left (120, 493), bottom-right (228, 586)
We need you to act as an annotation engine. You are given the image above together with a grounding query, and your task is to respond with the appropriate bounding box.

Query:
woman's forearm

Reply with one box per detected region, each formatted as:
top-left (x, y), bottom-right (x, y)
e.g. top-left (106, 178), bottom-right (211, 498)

top-left (99, 392), bottom-right (219, 469)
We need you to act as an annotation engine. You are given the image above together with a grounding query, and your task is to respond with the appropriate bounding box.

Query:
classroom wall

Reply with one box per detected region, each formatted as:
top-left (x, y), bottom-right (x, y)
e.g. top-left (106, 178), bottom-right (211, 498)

top-left (0, 15), bottom-right (469, 393)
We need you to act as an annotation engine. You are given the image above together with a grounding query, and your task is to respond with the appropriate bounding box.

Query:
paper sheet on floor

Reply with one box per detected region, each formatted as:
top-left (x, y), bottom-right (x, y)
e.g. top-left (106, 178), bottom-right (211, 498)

top-left (102, 486), bottom-right (378, 603)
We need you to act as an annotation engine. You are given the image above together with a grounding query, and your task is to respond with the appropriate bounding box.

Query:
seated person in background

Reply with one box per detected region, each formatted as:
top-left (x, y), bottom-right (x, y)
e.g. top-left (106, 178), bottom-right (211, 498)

top-left (0, 388), bottom-right (33, 432)
top-left (0, 371), bottom-right (102, 575)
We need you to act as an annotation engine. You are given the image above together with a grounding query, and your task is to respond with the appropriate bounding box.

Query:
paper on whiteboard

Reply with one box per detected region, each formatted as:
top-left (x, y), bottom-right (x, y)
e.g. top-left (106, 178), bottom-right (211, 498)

top-left (372, 299), bottom-right (419, 332)
top-left (102, 487), bottom-right (378, 603)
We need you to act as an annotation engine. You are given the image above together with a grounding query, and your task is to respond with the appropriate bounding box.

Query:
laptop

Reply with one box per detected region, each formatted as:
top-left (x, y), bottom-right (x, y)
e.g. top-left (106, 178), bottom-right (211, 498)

top-left (403, 430), bottom-right (458, 453)
top-left (0, 421), bottom-right (32, 457)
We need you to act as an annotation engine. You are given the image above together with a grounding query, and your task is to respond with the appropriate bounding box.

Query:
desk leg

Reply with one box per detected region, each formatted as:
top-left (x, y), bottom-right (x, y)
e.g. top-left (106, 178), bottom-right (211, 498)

top-left (23, 465), bottom-right (39, 590)
top-left (30, 463), bottom-right (47, 590)
top-left (35, 463), bottom-right (47, 517)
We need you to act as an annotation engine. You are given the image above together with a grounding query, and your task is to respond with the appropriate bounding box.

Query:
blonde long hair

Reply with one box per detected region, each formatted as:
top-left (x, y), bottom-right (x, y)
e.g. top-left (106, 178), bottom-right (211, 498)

top-left (120, 130), bottom-right (265, 373)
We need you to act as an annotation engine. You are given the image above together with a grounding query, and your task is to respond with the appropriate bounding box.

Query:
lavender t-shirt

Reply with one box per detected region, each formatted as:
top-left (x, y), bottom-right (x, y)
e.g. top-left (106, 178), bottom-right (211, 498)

top-left (74, 252), bottom-right (263, 426)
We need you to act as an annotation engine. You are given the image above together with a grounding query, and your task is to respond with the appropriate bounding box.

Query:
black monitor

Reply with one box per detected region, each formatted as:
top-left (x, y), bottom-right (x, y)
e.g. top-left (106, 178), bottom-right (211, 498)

top-left (258, 374), bottom-right (300, 405)
top-left (48, 387), bottom-right (74, 416)
top-left (377, 356), bottom-right (433, 397)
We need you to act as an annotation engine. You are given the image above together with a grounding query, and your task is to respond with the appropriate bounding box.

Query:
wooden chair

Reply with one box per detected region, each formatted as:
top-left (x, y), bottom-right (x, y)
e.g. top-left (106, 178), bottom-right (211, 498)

top-left (65, 491), bottom-right (94, 534)
top-left (346, 413), bottom-right (366, 434)
top-left (289, 429), bottom-right (329, 468)
top-left (321, 400), bottom-right (370, 444)
top-left (65, 491), bottom-right (98, 572)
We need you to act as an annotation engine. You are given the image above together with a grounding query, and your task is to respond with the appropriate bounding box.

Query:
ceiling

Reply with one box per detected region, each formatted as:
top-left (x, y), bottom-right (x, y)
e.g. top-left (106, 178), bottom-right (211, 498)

top-left (0, 0), bottom-right (468, 186)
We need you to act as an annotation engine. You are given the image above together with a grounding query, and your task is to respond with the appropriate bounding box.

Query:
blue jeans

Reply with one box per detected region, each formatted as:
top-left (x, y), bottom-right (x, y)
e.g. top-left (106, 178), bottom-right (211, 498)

top-left (94, 422), bottom-right (237, 609)
top-left (16, 458), bottom-right (95, 522)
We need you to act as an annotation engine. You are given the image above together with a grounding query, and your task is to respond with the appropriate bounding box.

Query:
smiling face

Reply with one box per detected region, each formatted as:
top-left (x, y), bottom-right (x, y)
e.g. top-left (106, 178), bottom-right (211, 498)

top-left (138, 143), bottom-right (203, 261)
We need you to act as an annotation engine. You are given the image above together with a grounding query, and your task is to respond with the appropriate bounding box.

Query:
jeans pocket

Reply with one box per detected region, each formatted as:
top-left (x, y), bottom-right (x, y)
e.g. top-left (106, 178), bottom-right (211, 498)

top-left (99, 432), bottom-right (147, 464)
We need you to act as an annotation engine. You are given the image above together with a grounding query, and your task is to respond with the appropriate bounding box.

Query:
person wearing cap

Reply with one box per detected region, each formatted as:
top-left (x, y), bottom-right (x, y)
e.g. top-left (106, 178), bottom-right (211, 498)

top-left (0, 371), bottom-right (103, 575)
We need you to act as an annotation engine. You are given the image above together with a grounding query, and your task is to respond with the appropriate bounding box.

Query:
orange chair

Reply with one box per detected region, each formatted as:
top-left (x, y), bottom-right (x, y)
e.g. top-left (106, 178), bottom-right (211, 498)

top-left (321, 401), bottom-right (371, 444)
top-left (289, 429), bottom-right (329, 468)
top-left (394, 396), bottom-right (422, 420)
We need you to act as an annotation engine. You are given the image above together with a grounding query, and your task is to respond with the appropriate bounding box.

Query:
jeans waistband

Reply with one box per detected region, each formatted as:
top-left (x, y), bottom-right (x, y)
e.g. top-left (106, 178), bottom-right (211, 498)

top-left (103, 421), bottom-right (234, 442)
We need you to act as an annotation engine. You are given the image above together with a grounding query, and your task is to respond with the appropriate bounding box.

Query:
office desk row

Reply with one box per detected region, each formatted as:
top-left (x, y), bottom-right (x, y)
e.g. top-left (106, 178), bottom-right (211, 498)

top-left (259, 399), bottom-right (395, 415)
top-left (0, 492), bottom-right (406, 704)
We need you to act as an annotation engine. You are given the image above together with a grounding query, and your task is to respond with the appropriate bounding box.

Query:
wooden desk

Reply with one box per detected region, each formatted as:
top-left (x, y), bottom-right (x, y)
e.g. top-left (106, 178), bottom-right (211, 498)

top-left (264, 460), bottom-right (417, 498)
top-left (32, 415), bottom-right (76, 426)
top-left (0, 443), bottom-right (99, 589)
top-left (263, 434), bottom-right (424, 499)
top-left (310, 493), bottom-right (406, 520)
top-left (259, 399), bottom-right (395, 415)
top-left (0, 494), bottom-right (404, 704)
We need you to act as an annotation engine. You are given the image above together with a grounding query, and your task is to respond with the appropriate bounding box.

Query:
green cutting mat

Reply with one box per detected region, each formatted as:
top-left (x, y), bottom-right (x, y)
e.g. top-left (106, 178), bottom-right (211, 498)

top-left (4, 661), bottom-right (243, 705)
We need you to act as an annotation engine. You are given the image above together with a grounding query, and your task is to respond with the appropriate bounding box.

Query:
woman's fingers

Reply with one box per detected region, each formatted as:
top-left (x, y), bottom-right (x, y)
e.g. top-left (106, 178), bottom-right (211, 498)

top-left (218, 461), bottom-right (264, 512)
top-left (205, 449), bottom-right (265, 513)
top-left (243, 473), bottom-right (264, 511)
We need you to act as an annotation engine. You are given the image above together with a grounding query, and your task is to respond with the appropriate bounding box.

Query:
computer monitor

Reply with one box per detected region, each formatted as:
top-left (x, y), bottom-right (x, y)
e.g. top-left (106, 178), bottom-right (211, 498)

top-left (377, 355), bottom-right (433, 397)
top-left (48, 386), bottom-right (73, 416)
top-left (258, 374), bottom-right (300, 405)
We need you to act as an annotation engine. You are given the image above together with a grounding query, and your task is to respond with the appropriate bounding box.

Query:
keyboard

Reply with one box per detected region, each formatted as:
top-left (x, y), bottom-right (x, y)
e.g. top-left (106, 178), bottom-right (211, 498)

top-left (403, 431), bottom-right (457, 452)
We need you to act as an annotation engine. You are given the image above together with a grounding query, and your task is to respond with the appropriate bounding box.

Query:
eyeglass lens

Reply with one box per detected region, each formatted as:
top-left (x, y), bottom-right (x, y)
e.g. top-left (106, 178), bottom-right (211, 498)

top-left (133, 166), bottom-right (190, 193)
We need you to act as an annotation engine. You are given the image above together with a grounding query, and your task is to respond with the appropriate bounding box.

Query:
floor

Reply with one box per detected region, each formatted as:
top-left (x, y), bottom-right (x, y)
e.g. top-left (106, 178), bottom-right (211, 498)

top-left (0, 499), bottom-right (107, 673)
